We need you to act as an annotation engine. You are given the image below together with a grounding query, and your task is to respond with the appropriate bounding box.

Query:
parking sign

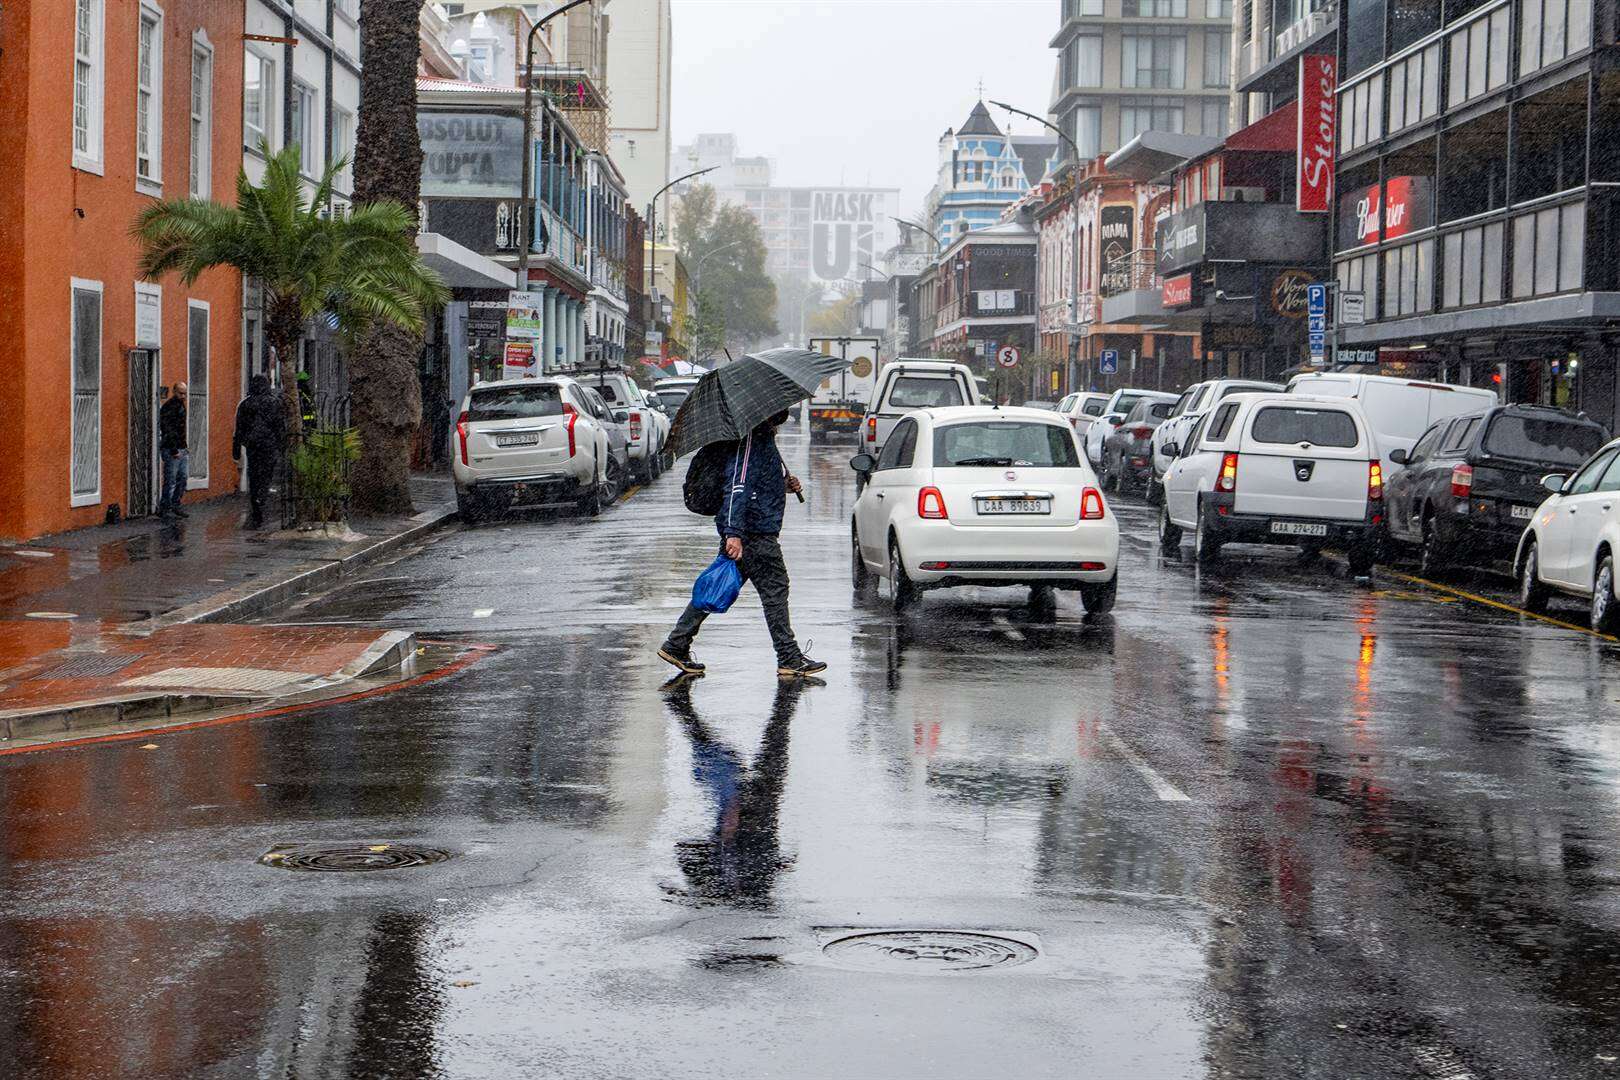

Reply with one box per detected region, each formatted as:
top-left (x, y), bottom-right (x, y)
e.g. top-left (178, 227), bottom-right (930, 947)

top-left (1307, 283), bottom-right (1328, 365)
top-left (1099, 349), bottom-right (1119, 374)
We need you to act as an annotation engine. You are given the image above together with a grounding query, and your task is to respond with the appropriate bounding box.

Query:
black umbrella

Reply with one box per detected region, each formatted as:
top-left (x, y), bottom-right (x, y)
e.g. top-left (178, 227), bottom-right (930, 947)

top-left (667, 347), bottom-right (852, 458)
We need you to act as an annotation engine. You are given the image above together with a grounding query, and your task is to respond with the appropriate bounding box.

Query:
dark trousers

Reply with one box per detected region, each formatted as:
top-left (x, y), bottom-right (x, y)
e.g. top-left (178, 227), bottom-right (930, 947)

top-left (244, 446), bottom-right (277, 525)
top-left (667, 534), bottom-right (801, 663)
top-left (158, 449), bottom-right (188, 512)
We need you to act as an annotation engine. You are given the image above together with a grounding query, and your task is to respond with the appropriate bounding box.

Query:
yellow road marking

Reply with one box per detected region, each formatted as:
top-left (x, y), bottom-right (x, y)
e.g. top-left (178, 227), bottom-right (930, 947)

top-left (619, 484), bottom-right (641, 502)
top-left (1383, 569), bottom-right (1617, 642)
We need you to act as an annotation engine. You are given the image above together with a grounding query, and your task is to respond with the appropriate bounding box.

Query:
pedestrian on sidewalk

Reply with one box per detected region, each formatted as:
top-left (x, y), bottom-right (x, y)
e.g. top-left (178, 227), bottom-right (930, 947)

top-left (659, 410), bottom-right (827, 679)
top-left (157, 381), bottom-right (189, 519)
top-left (233, 374), bottom-right (285, 529)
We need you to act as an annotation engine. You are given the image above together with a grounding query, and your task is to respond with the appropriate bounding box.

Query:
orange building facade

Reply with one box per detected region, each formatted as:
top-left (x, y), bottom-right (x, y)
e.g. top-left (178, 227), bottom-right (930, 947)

top-left (0, 0), bottom-right (246, 541)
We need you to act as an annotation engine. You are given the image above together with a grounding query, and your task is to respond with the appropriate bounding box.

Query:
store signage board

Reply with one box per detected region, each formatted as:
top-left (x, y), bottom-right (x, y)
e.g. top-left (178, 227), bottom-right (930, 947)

top-left (1339, 176), bottom-right (1432, 248)
top-left (135, 287), bottom-right (161, 348)
top-left (506, 290), bottom-right (544, 340)
top-left (1296, 54), bottom-right (1337, 213)
top-left (1162, 273), bottom-right (1193, 308)
top-left (1340, 291), bottom-right (1366, 325)
top-left (504, 340), bottom-right (537, 377)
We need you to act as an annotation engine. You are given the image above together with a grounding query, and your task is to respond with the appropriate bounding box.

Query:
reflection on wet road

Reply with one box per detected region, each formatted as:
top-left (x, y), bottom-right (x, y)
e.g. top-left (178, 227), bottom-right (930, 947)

top-left (4, 431), bottom-right (1620, 1078)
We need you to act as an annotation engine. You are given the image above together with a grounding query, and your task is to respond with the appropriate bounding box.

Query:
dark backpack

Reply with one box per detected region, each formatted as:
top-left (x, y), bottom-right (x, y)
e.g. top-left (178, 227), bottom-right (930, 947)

top-left (683, 441), bottom-right (737, 516)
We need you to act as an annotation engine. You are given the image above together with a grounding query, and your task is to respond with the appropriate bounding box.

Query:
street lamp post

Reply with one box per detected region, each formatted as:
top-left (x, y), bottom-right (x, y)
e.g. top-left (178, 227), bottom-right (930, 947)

top-left (645, 165), bottom-right (719, 304)
top-left (891, 216), bottom-right (941, 251)
top-left (692, 237), bottom-right (746, 292)
top-left (518, 0), bottom-right (594, 282)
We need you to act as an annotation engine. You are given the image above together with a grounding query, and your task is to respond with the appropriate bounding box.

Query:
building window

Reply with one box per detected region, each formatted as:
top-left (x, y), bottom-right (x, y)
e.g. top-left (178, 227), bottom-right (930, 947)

top-left (73, 0), bottom-right (104, 172)
top-left (1204, 30), bottom-right (1231, 87)
top-left (70, 279), bottom-right (103, 506)
top-left (1381, 239), bottom-right (1436, 316)
top-left (190, 39), bottom-right (212, 198)
top-left (1122, 30), bottom-right (1188, 89)
top-left (136, 4), bottom-right (163, 191)
top-left (1201, 98), bottom-right (1230, 137)
top-left (1447, 5), bottom-right (1511, 108)
top-left (244, 50), bottom-right (274, 151)
top-left (1442, 221), bottom-right (1505, 307)
top-left (1338, 73), bottom-right (1385, 154)
top-left (290, 81), bottom-right (320, 176)
top-left (1124, 0), bottom-right (1188, 15)
top-left (1120, 97), bottom-right (1186, 141)
top-left (1387, 43), bottom-right (1441, 133)
top-left (1068, 103), bottom-right (1102, 158)
top-left (1065, 0), bottom-right (1104, 15)
top-left (1066, 35), bottom-right (1103, 88)
top-left (1336, 252), bottom-right (1381, 319)
top-left (187, 302), bottom-right (210, 484)
top-left (1207, 0), bottom-right (1233, 15)
top-left (1510, 201), bottom-right (1584, 298)
top-left (1520, 0), bottom-right (1591, 77)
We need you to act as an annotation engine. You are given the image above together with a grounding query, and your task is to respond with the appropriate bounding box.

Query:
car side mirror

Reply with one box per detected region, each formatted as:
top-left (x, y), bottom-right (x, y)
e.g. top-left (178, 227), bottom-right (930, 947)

top-left (850, 453), bottom-right (876, 474)
top-left (612, 409), bottom-right (630, 423)
top-left (1107, 415), bottom-right (1124, 427)
top-left (1542, 473), bottom-right (1568, 494)
top-left (1389, 448), bottom-right (1409, 465)
top-left (1164, 442), bottom-right (1179, 458)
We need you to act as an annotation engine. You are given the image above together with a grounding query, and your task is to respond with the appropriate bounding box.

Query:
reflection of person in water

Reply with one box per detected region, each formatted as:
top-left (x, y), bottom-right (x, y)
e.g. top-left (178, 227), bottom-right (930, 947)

top-left (664, 679), bottom-right (803, 907)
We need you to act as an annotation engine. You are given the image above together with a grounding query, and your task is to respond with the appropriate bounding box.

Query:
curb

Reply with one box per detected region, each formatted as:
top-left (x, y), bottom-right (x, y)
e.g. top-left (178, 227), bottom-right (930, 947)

top-left (124, 504), bottom-right (458, 633)
top-left (0, 691), bottom-right (256, 742)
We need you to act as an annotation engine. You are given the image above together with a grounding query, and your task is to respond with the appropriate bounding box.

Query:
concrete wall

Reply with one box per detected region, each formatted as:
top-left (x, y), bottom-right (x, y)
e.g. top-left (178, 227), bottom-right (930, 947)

top-left (606, 0), bottom-right (672, 212)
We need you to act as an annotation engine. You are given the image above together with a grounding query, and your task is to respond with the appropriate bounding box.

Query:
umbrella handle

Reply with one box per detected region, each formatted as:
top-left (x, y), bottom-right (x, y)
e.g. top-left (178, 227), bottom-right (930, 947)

top-left (794, 489), bottom-right (805, 504)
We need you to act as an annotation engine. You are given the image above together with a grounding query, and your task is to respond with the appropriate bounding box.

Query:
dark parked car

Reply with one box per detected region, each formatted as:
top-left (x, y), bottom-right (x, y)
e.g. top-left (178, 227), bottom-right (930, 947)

top-left (1101, 397), bottom-right (1175, 494)
top-left (1384, 403), bottom-right (1608, 574)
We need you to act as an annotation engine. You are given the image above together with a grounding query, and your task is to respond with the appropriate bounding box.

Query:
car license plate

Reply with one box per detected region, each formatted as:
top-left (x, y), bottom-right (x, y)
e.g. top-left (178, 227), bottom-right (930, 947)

top-left (496, 432), bottom-right (540, 447)
top-left (1271, 521), bottom-right (1328, 537)
top-left (977, 498), bottom-right (1050, 514)
top-left (1510, 503), bottom-right (1535, 520)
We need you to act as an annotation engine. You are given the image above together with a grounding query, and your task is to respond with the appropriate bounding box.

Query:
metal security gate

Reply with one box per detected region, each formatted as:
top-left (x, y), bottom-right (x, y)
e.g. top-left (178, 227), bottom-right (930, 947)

top-left (127, 348), bottom-right (158, 518)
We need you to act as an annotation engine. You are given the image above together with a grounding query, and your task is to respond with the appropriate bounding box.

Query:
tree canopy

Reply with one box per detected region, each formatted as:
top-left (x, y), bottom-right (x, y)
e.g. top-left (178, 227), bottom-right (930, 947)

top-left (674, 185), bottom-right (778, 351)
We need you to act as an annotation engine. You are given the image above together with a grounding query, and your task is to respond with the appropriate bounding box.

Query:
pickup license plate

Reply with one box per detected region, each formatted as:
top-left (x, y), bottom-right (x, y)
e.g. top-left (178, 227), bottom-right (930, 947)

top-left (977, 498), bottom-right (1050, 515)
top-left (495, 432), bottom-right (541, 448)
top-left (1510, 503), bottom-right (1535, 520)
top-left (1271, 521), bottom-right (1328, 537)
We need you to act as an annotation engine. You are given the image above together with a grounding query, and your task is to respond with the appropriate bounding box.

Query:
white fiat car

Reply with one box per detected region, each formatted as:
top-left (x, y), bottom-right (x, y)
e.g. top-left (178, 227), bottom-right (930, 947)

top-left (849, 406), bottom-right (1120, 613)
top-left (1517, 437), bottom-right (1620, 631)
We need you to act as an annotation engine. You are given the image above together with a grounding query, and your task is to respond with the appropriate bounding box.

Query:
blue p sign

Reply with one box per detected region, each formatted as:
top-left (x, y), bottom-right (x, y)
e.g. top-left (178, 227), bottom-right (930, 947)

top-left (1099, 349), bottom-right (1119, 374)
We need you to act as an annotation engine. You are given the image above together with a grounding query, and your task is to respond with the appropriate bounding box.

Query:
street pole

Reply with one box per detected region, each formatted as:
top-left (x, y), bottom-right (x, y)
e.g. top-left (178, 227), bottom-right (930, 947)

top-left (645, 165), bottom-right (719, 316)
top-left (518, 0), bottom-right (594, 283)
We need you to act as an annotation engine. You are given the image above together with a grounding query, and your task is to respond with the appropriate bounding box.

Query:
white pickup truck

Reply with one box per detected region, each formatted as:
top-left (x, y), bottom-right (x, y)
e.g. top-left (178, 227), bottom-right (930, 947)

top-left (575, 371), bottom-right (668, 482)
top-left (858, 360), bottom-right (982, 461)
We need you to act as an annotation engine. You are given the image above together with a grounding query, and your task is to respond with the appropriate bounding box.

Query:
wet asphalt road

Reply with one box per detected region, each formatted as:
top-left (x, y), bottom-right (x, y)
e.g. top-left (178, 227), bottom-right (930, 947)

top-left (5, 427), bottom-right (1620, 1079)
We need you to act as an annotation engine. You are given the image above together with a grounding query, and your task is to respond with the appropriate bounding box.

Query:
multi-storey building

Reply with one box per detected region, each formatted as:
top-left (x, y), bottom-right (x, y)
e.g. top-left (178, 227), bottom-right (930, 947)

top-left (918, 218), bottom-right (1040, 384)
top-left (1049, 0), bottom-right (1238, 164)
top-left (0, 0), bottom-right (249, 539)
top-left (923, 102), bottom-right (1059, 248)
top-left (605, 0), bottom-right (674, 214)
top-left (586, 151), bottom-right (630, 368)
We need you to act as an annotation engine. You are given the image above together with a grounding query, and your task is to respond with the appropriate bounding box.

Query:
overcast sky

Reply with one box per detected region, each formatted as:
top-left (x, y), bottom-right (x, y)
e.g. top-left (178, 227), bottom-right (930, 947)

top-left (669, 0), bottom-right (1060, 217)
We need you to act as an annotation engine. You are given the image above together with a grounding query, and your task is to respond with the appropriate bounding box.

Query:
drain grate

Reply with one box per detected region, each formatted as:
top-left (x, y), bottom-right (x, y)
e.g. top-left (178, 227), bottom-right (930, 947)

top-left (259, 843), bottom-right (452, 872)
top-left (31, 654), bottom-right (141, 680)
top-left (125, 667), bottom-right (307, 692)
top-left (822, 930), bottom-right (1038, 973)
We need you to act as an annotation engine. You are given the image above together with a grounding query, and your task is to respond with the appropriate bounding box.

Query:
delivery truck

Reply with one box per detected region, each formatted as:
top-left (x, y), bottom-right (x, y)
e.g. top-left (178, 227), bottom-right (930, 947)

top-left (806, 336), bottom-right (880, 442)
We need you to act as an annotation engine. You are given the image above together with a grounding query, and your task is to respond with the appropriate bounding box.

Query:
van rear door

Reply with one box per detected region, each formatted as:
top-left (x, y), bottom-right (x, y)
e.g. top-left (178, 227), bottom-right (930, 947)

top-left (1236, 404), bottom-right (1369, 521)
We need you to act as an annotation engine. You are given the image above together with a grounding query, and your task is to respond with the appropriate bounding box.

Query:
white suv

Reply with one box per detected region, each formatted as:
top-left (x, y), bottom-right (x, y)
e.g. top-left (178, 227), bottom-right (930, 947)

top-left (452, 377), bottom-right (615, 521)
top-left (576, 371), bottom-right (667, 482)
top-left (1159, 393), bottom-right (1383, 573)
top-left (1151, 379), bottom-right (1283, 496)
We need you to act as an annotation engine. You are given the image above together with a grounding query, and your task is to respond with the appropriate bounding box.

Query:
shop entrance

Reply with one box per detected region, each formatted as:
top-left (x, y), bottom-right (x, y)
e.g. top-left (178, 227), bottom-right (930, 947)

top-left (127, 348), bottom-right (159, 518)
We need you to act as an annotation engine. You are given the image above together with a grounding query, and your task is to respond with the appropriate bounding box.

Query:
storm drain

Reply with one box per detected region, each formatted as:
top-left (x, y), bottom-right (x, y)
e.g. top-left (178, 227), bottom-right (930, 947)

top-left (259, 843), bottom-right (452, 872)
top-left (30, 654), bottom-right (141, 680)
top-left (124, 667), bottom-right (308, 693)
top-left (821, 930), bottom-right (1038, 973)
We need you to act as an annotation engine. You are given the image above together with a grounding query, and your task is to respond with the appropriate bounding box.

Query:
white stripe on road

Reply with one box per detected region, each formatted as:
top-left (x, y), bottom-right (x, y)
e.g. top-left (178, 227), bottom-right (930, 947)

top-left (991, 614), bottom-right (1026, 642)
top-left (1099, 722), bottom-right (1191, 802)
top-left (471, 609), bottom-right (494, 619)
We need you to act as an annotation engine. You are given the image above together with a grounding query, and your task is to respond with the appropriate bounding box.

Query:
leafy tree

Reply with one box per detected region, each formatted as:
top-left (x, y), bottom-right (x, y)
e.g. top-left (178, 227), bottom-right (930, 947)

top-left (772, 274), bottom-right (824, 344)
top-left (690, 290), bottom-right (727, 361)
top-left (675, 185), bottom-right (778, 351)
top-left (806, 291), bottom-right (862, 336)
top-left (133, 145), bottom-right (446, 463)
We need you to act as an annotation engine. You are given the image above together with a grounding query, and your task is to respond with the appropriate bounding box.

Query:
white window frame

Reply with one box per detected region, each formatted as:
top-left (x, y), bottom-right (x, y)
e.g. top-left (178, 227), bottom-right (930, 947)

top-left (187, 300), bottom-right (211, 486)
top-left (72, 0), bottom-right (105, 174)
top-left (332, 106), bottom-right (355, 194)
top-left (70, 278), bottom-right (105, 507)
top-left (190, 32), bottom-right (213, 199)
top-left (243, 48), bottom-right (275, 154)
top-left (136, 1), bottom-right (164, 195)
top-left (290, 79), bottom-right (321, 177)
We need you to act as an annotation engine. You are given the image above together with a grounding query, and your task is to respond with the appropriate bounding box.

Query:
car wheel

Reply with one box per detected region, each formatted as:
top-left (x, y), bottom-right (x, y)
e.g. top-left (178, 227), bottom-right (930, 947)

top-left (1146, 476), bottom-right (1162, 505)
top-left (851, 525), bottom-right (872, 592)
top-left (1028, 583), bottom-right (1057, 619)
top-left (1419, 513), bottom-right (1449, 578)
top-left (1347, 544), bottom-right (1376, 577)
top-left (1080, 574), bottom-right (1117, 615)
top-left (1194, 505), bottom-right (1221, 566)
top-left (1158, 503), bottom-right (1183, 548)
top-left (1592, 555), bottom-right (1620, 634)
top-left (456, 492), bottom-right (482, 526)
top-left (577, 466), bottom-right (603, 517)
top-left (888, 538), bottom-right (918, 613)
top-left (1519, 541), bottom-right (1551, 614)
top-left (605, 455), bottom-right (626, 503)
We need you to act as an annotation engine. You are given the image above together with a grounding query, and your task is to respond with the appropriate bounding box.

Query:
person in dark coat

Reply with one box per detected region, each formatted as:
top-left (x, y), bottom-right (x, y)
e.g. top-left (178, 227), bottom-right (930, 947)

top-left (233, 374), bottom-right (285, 529)
top-left (659, 410), bottom-right (826, 678)
top-left (157, 381), bottom-right (189, 518)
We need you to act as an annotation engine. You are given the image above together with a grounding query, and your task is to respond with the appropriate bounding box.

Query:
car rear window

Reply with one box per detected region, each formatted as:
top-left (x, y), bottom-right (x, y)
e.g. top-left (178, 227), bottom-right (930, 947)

top-left (1250, 406), bottom-right (1359, 447)
top-left (586, 379), bottom-right (625, 404)
top-left (886, 375), bottom-right (965, 409)
top-left (1082, 398), bottom-right (1106, 416)
top-left (656, 388), bottom-right (690, 408)
top-left (1484, 414), bottom-right (1607, 466)
top-left (1149, 402), bottom-right (1174, 420)
top-left (934, 421), bottom-right (1079, 468)
top-left (1113, 393), bottom-right (1145, 416)
top-left (468, 384), bottom-right (563, 421)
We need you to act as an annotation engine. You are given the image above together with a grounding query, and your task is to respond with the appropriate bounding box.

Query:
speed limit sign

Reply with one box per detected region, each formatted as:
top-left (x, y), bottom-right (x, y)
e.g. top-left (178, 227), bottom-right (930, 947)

top-left (995, 345), bottom-right (1020, 368)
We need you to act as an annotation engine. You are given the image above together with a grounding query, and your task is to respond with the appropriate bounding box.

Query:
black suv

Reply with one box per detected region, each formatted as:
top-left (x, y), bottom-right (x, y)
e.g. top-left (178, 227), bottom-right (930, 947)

top-left (1384, 404), bottom-right (1608, 574)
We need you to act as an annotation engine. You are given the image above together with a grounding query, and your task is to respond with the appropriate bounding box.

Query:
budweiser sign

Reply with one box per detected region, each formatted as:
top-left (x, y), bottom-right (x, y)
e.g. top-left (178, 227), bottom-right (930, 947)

top-left (1296, 55), bottom-right (1337, 213)
top-left (1162, 273), bottom-right (1193, 308)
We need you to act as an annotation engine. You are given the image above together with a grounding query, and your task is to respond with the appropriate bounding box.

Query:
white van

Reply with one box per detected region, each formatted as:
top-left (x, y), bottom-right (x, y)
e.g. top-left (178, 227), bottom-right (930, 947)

top-left (1286, 373), bottom-right (1497, 473)
top-left (1160, 393), bottom-right (1384, 573)
top-left (860, 360), bottom-right (982, 459)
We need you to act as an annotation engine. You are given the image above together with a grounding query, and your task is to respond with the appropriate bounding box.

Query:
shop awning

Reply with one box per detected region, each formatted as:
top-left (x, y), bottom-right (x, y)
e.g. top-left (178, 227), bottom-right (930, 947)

top-left (1224, 101), bottom-right (1297, 152)
top-left (416, 232), bottom-right (517, 291)
top-left (1104, 132), bottom-right (1223, 182)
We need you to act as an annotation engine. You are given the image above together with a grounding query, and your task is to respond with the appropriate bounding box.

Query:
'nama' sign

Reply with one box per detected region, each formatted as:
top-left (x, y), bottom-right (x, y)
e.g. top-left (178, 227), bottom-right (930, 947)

top-left (1296, 55), bottom-right (1337, 213)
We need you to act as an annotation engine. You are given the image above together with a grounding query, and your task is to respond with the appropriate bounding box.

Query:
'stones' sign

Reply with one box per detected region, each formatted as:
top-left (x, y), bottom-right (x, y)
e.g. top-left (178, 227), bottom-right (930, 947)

top-left (1162, 273), bottom-right (1193, 308)
top-left (1296, 55), bottom-right (1337, 213)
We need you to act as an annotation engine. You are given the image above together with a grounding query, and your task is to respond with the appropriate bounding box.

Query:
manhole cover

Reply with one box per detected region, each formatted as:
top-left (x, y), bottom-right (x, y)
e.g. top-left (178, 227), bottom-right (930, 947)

top-left (822, 930), bottom-right (1038, 973)
top-left (31, 654), bottom-right (141, 680)
top-left (259, 843), bottom-right (451, 872)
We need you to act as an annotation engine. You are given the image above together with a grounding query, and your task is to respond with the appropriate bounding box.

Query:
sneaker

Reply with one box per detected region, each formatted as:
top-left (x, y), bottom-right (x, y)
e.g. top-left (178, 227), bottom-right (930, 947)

top-left (777, 655), bottom-right (828, 678)
top-left (657, 643), bottom-right (706, 675)
top-left (173, 507), bottom-right (189, 519)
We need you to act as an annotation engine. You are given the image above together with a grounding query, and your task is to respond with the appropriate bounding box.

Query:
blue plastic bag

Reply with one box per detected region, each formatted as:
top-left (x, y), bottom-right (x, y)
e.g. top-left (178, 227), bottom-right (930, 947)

top-left (692, 553), bottom-right (744, 613)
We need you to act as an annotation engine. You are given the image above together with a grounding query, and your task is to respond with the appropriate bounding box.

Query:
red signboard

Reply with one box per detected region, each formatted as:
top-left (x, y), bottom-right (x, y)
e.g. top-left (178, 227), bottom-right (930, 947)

top-left (1339, 176), bottom-right (1433, 248)
top-left (1296, 54), bottom-right (1337, 213)
top-left (1162, 273), bottom-right (1193, 308)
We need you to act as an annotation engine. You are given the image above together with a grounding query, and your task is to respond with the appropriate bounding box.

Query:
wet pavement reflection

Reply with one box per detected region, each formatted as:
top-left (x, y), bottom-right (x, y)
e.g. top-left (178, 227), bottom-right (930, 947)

top-left (3, 430), bottom-right (1620, 1078)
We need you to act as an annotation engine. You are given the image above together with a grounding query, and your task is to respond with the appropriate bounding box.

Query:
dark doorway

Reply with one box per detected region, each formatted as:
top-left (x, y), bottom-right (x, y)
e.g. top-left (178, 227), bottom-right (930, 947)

top-left (127, 348), bottom-right (158, 518)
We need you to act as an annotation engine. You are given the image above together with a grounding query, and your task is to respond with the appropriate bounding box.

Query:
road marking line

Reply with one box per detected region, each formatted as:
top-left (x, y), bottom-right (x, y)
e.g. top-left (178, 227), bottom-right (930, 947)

top-left (990, 614), bottom-right (1026, 642)
top-left (1099, 722), bottom-right (1191, 802)
top-left (619, 484), bottom-right (641, 502)
top-left (1384, 569), bottom-right (1617, 642)
top-left (471, 609), bottom-right (494, 619)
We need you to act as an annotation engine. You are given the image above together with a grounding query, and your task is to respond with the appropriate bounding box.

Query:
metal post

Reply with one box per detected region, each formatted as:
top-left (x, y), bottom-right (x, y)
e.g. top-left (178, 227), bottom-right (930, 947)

top-left (518, 0), bottom-right (594, 283)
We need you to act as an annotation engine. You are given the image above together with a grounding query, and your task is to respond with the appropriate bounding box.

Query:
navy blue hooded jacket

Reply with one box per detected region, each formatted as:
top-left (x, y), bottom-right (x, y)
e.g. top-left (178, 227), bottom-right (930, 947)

top-left (716, 431), bottom-right (786, 538)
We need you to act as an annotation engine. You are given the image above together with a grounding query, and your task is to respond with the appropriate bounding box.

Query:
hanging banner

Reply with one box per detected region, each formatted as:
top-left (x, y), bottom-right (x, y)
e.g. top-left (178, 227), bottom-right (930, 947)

top-left (503, 340), bottom-right (537, 377)
top-left (1296, 54), bottom-right (1337, 213)
top-left (506, 290), bottom-right (544, 340)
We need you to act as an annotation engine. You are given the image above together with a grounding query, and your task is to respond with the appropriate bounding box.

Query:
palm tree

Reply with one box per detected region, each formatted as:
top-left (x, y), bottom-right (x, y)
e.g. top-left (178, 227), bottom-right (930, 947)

top-left (132, 144), bottom-right (447, 447)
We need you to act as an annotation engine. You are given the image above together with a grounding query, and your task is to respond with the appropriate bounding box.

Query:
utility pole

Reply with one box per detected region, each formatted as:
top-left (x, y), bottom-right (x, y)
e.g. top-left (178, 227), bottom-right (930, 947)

top-left (518, 0), bottom-right (595, 281)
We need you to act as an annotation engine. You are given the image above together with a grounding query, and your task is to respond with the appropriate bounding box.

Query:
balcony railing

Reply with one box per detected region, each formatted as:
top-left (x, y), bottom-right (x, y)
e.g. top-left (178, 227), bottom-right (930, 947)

top-left (1102, 249), bottom-right (1159, 298)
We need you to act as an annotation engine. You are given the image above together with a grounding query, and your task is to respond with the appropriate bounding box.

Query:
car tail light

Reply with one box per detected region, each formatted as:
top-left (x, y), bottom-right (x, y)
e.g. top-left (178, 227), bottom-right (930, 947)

top-left (1368, 460), bottom-right (1384, 502)
top-left (629, 413), bottom-right (643, 442)
top-left (867, 415), bottom-right (878, 444)
top-left (562, 403), bottom-right (578, 457)
top-left (918, 486), bottom-right (948, 519)
top-left (1450, 463), bottom-right (1473, 498)
top-left (1070, 416), bottom-right (1081, 428)
top-left (1129, 424), bottom-right (1154, 439)
top-left (1080, 486), bottom-right (1105, 520)
top-left (1216, 452), bottom-right (1239, 493)
top-left (456, 411), bottom-right (470, 465)
top-left (921, 561), bottom-right (951, 570)
top-left (1079, 561), bottom-right (1107, 571)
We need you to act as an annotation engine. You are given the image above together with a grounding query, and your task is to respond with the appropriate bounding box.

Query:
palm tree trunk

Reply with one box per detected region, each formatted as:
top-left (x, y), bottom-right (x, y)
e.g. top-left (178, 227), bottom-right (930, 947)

top-left (350, 0), bottom-right (427, 515)
top-left (268, 294), bottom-right (306, 448)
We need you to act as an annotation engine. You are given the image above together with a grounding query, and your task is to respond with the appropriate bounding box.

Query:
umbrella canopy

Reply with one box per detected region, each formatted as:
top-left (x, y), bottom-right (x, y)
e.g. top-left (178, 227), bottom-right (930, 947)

top-left (668, 347), bottom-right (851, 457)
top-left (659, 358), bottom-right (710, 377)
